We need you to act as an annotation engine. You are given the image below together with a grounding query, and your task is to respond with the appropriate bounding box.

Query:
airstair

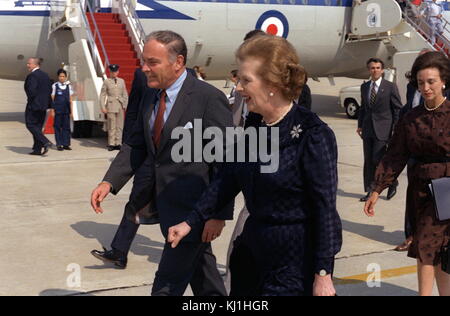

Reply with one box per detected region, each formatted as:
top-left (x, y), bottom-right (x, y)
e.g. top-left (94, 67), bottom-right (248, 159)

top-left (48, 0), bottom-right (146, 137)
top-left (347, 0), bottom-right (450, 104)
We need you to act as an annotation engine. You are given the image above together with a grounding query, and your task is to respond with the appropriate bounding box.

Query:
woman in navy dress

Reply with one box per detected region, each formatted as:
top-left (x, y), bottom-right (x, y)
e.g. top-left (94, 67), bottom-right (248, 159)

top-left (51, 69), bottom-right (73, 151)
top-left (168, 35), bottom-right (342, 296)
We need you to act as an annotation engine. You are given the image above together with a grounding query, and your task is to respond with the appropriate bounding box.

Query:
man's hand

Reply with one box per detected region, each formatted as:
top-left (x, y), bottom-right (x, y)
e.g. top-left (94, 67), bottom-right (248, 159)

top-left (101, 108), bottom-right (108, 114)
top-left (202, 219), bottom-right (225, 243)
top-left (313, 274), bottom-right (336, 296)
top-left (90, 182), bottom-right (111, 214)
top-left (168, 222), bottom-right (192, 248)
top-left (356, 128), bottom-right (363, 139)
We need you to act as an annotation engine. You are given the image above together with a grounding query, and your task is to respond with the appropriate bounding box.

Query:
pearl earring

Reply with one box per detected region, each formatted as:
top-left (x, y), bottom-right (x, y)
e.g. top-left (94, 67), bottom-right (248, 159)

top-left (269, 92), bottom-right (274, 97)
top-left (444, 85), bottom-right (447, 90)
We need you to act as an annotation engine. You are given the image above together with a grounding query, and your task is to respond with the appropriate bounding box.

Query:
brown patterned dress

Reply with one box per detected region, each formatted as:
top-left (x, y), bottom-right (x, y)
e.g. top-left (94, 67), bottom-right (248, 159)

top-left (374, 100), bottom-right (450, 265)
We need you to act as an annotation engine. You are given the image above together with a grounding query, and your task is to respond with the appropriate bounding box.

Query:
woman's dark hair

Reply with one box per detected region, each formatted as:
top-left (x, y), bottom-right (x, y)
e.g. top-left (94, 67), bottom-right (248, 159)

top-left (57, 69), bottom-right (67, 76)
top-left (410, 51), bottom-right (450, 89)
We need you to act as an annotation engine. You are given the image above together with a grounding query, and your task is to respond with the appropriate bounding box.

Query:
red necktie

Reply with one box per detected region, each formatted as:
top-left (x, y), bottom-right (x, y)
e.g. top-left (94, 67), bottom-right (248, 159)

top-left (153, 90), bottom-right (166, 147)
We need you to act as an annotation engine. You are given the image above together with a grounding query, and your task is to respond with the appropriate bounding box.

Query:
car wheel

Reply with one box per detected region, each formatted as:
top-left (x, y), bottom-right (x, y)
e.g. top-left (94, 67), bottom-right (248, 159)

top-left (345, 99), bottom-right (359, 119)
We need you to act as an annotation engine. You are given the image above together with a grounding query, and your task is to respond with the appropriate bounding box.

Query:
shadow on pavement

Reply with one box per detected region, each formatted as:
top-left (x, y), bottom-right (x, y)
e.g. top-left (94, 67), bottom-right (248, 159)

top-left (39, 289), bottom-right (94, 296)
top-left (0, 112), bottom-right (24, 123)
top-left (342, 219), bottom-right (405, 247)
top-left (5, 146), bottom-right (33, 155)
top-left (71, 221), bottom-right (165, 265)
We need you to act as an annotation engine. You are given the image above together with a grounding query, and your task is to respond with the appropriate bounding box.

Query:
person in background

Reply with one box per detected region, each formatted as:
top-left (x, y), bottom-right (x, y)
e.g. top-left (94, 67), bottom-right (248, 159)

top-left (357, 58), bottom-right (403, 202)
top-left (421, 0), bottom-right (444, 46)
top-left (193, 66), bottom-right (206, 81)
top-left (24, 57), bottom-right (52, 156)
top-left (228, 69), bottom-right (239, 107)
top-left (364, 51), bottom-right (450, 296)
top-left (51, 69), bottom-right (73, 151)
top-left (100, 64), bottom-right (128, 151)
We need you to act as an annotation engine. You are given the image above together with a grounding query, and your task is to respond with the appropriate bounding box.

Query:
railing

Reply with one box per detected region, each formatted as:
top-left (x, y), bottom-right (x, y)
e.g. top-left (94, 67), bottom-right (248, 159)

top-left (112, 0), bottom-right (146, 60)
top-left (83, 0), bottom-right (110, 76)
top-left (403, 4), bottom-right (450, 56)
top-left (122, 0), bottom-right (146, 53)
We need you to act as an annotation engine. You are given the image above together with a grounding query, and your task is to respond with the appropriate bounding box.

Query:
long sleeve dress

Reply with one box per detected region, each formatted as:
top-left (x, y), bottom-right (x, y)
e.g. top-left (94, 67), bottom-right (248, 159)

top-left (373, 100), bottom-right (450, 265)
top-left (185, 104), bottom-right (343, 296)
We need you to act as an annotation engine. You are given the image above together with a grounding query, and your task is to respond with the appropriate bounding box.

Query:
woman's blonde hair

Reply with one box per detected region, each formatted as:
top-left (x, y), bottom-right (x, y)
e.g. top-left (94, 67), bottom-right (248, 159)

top-left (236, 35), bottom-right (306, 100)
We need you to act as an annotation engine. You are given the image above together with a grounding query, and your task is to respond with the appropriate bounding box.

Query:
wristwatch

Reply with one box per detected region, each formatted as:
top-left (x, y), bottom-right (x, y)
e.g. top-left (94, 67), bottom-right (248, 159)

top-left (319, 269), bottom-right (328, 277)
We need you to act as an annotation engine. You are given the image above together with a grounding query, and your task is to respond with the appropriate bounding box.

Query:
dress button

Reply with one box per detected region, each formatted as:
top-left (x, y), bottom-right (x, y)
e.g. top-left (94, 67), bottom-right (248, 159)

top-left (155, 163), bottom-right (160, 168)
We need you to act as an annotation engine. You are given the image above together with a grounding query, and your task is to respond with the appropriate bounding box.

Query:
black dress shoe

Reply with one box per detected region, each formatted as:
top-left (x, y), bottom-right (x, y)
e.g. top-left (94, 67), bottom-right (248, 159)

top-left (42, 143), bottom-right (52, 155)
top-left (387, 186), bottom-right (397, 200)
top-left (360, 192), bottom-right (371, 202)
top-left (57, 146), bottom-right (64, 151)
top-left (91, 247), bottom-right (127, 269)
top-left (107, 146), bottom-right (115, 151)
top-left (115, 145), bottom-right (122, 151)
top-left (29, 151), bottom-right (42, 156)
top-left (63, 146), bottom-right (72, 151)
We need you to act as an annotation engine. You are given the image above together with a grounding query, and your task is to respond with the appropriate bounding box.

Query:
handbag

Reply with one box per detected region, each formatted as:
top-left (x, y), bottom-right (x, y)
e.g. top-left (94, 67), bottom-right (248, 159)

top-left (429, 177), bottom-right (450, 222)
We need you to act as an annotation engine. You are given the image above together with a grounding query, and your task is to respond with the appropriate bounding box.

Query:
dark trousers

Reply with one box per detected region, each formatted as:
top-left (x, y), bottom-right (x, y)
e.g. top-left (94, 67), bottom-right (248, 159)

top-left (111, 213), bottom-right (226, 296)
top-left (54, 113), bottom-right (71, 147)
top-left (25, 109), bottom-right (50, 152)
top-left (363, 136), bottom-right (398, 192)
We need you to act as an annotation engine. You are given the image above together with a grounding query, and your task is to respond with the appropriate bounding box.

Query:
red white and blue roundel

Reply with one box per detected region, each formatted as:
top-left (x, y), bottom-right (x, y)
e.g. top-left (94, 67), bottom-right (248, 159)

top-left (256, 11), bottom-right (289, 38)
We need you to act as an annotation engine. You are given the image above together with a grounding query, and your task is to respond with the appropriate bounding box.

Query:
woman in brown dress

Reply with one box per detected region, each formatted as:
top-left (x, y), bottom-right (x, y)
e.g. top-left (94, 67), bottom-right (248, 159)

top-left (364, 51), bottom-right (450, 296)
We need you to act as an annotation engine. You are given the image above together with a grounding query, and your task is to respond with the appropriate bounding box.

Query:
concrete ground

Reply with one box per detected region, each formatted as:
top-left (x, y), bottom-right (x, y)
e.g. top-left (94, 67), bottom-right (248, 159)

top-left (0, 77), bottom-right (439, 296)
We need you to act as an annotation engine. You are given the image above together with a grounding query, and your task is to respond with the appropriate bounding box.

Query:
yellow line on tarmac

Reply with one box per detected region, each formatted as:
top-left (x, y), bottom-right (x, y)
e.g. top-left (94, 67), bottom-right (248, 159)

top-left (334, 265), bottom-right (417, 286)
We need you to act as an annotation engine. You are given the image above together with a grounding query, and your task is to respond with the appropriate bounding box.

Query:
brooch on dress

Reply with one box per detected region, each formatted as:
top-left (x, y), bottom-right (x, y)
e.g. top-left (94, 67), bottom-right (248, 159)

top-left (290, 124), bottom-right (303, 139)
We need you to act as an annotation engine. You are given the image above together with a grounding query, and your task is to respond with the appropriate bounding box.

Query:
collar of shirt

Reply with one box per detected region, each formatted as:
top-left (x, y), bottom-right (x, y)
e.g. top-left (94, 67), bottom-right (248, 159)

top-left (151, 69), bottom-right (188, 128)
top-left (32, 67), bottom-right (39, 73)
top-left (371, 77), bottom-right (382, 88)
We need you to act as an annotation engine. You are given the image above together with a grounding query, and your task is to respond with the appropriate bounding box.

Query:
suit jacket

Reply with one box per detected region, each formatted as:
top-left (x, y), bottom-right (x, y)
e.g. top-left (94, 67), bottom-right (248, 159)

top-left (103, 73), bottom-right (234, 242)
top-left (24, 69), bottom-right (52, 112)
top-left (358, 79), bottom-right (403, 141)
top-left (123, 68), bottom-right (150, 142)
top-left (100, 77), bottom-right (129, 113)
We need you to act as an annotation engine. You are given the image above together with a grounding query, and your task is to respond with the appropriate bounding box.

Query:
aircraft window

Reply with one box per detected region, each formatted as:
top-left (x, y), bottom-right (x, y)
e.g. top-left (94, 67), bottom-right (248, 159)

top-left (325, 0), bottom-right (331, 5)
top-left (277, 0), bottom-right (283, 4)
top-left (302, 0), bottom-right (308, 5)
top-left (289, 0), bottom-right (296, 4)
top-left (265, 0), bottom-right (270, 4)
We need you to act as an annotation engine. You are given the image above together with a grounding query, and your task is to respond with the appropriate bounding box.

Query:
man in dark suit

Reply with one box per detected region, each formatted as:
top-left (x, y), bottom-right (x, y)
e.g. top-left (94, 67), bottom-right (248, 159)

top-left (357, 58), bottom-right (402, 202)
top-left (24, 57), bottom-right (52, 155)
top-left (122, 68), bottom-right (149, 142)
top-left (90, 30), bottom-right (233, 296)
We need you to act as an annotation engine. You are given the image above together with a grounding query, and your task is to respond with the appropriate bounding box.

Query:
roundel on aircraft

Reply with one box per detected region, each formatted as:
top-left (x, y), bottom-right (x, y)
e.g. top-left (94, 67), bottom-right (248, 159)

top-left (255, 11), bottom-right (289, 39)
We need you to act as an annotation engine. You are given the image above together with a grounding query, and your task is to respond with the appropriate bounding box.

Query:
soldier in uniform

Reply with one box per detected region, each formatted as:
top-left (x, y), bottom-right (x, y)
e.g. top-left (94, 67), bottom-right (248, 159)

top-left (100, 64), bottom-right (128, 151)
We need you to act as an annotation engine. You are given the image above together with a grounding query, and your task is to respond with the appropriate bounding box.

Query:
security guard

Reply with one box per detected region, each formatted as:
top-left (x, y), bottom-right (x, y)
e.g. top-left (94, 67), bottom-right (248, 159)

top-left (100, 64), bottom-right (128, 151)
top-left (51, 69), bottom-right (73, 151)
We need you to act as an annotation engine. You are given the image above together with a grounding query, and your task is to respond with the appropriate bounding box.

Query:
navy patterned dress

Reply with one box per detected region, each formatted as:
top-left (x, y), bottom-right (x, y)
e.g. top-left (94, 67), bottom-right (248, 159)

top-left (186, 104), bottom-right (342, 296)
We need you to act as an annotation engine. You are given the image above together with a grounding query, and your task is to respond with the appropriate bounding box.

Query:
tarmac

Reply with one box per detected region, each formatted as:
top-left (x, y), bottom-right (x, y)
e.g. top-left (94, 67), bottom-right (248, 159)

top-left (0, 77), bottom-right (440, 296)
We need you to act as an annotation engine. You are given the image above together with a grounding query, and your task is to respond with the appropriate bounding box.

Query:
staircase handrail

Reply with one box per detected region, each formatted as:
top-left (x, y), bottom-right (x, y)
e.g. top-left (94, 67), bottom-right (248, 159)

top-left (116, 0), bottom-right (146, 57)
top-left (82, 0), bottom-right (110, 76)
top-left (403, 9), bottom-right (450, 56)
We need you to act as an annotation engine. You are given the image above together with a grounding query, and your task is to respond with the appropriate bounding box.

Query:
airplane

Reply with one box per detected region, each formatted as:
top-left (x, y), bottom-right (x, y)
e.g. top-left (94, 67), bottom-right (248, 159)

top-left (0, 0), bottom-right (448, 134)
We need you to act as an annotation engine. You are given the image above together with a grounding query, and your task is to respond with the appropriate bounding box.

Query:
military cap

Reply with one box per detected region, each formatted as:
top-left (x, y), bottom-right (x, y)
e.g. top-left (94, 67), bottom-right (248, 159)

top-left (109, 64), bottom-right (120, 72)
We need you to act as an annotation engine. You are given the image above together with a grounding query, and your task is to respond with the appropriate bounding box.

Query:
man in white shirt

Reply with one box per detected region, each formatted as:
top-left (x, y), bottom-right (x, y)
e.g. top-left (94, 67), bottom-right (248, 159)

top-left (357, 58), bottom-right (403, 202)
top-left (422, 0), bottom-right (445, 45)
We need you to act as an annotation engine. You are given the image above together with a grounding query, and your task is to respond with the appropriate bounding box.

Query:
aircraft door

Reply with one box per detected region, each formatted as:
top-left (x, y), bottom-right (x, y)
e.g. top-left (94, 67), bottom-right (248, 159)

top-left (351, 0), bottom-right (402, 36)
